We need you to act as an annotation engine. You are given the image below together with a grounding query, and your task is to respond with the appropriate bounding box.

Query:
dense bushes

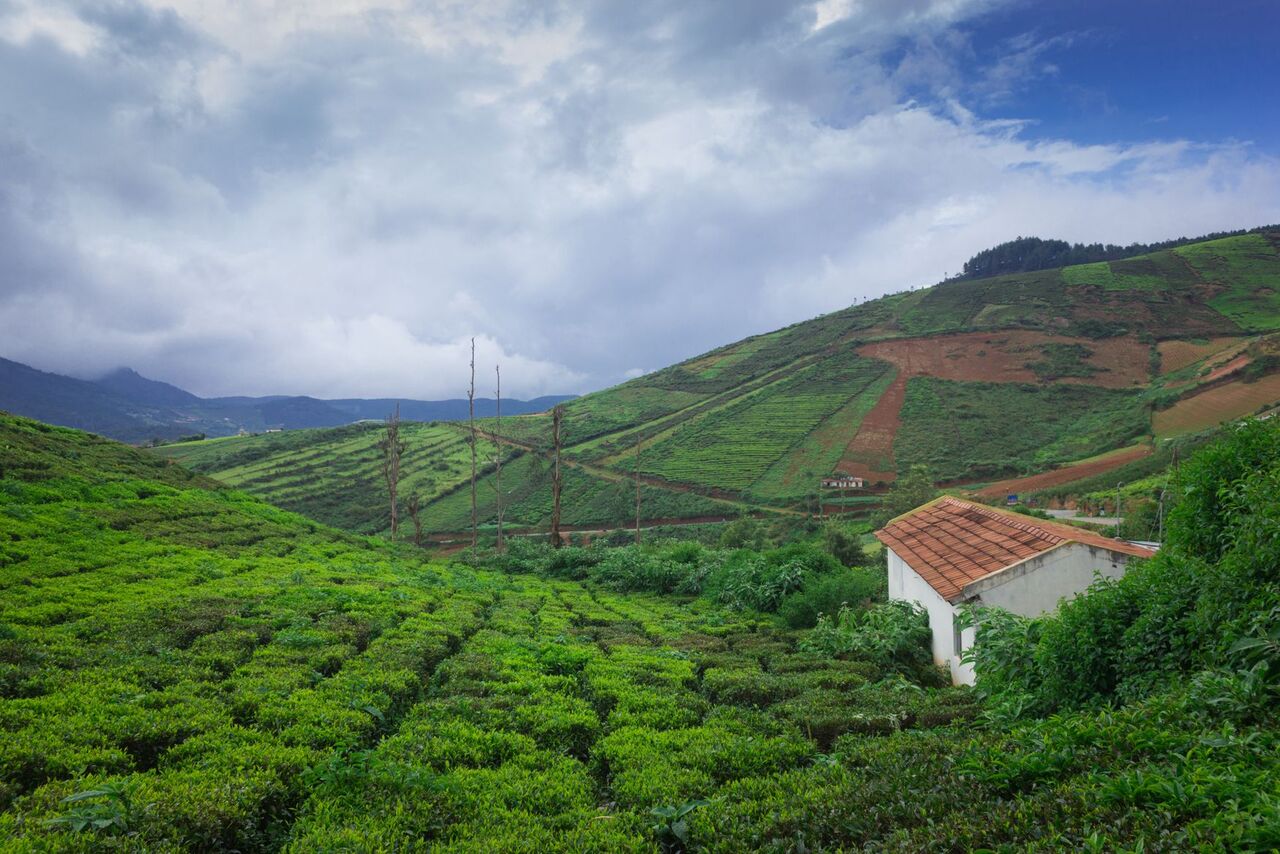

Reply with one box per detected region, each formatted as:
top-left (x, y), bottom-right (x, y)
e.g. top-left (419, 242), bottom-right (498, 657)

top-left (968, 418), bottom-right (1280, 717)
top-left (468, 536), bottom-right (871, 622)
top-left (801, 601), bottom-right (942, 684)
top-left (777, 568), bottom-right (883, 629)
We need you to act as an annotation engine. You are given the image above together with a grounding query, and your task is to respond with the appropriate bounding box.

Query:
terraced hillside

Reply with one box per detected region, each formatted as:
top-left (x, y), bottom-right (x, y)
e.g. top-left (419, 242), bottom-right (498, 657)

top-left (157, 421), bottom-right (748, 537)
top-left (157, 230), bottom-right (1280, 534)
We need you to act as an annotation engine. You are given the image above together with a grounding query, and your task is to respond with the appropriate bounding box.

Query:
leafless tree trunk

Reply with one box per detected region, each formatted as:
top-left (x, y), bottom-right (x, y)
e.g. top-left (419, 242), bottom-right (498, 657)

top-left (468, 337), bottom-right (478, 549)
top-left (634, 435), bottom-right (642, 545)
top-left (494, 364), bottom-right (505, 553)
top-left (379, 404), bottom-right (405, 540)
top-left (407, 493), bottom-right (423, 547)
top-left (550, 404), bottom-right (564, 548)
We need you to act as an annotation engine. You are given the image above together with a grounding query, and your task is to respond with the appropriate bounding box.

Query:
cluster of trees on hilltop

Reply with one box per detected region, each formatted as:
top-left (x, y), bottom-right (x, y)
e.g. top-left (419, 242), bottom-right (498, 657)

top-left (957, 224), bottom-right (1277, 280)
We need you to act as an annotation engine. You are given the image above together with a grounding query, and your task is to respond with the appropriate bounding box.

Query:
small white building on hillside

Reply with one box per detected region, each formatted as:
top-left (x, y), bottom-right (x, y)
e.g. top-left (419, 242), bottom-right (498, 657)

top-left (875, 496), bottom-right (1156, 685)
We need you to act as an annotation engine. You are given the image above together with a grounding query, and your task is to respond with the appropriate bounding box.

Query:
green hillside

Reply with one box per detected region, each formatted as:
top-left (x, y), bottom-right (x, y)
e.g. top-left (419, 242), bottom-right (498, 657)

top-left (5, 413), bottom-right (1279, 850)
top-left (155, 421), bottom-right (745, 537)
top-left (156, 230), bottom-right (1280, 535)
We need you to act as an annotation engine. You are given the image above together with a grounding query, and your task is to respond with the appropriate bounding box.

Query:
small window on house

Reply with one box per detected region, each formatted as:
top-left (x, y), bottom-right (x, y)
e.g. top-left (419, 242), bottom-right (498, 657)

top-left (953, 614), bottom-right (966, 655)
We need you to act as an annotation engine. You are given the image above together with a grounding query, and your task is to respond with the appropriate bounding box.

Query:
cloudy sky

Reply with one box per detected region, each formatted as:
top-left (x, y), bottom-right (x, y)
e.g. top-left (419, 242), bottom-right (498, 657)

top-left (2, 0), bottom-right (1279, 399)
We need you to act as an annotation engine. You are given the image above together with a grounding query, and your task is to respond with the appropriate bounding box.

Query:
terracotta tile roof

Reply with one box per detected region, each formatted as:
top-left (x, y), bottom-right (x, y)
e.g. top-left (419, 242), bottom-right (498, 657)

top-left (875, 496), bottom-right (1156, 602)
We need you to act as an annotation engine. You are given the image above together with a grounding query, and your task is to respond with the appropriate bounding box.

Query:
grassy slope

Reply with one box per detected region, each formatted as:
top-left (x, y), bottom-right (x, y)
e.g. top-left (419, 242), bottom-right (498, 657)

top-left (155, 230), bottom-right (1280, 529)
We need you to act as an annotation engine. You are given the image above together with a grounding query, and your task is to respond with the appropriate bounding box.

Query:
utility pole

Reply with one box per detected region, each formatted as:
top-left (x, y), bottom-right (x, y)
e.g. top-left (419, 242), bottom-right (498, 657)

top-left (550, 404), bottom-right (564, 548)
top-left (468, 338), bottom-right (477, 549)
top-left (634, 435), bottom-right (642, 545)
top-left (494, 364), bottom-right (504, 553)
top-left (380, 404), bottom-right (404, 541)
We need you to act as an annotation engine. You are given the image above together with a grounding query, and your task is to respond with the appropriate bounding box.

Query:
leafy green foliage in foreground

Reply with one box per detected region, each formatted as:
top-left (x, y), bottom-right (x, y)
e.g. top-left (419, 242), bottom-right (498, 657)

top-left (3, 412), bottom-right (1279, 851)
top-left (969, 418), bottom-right (1280, 716)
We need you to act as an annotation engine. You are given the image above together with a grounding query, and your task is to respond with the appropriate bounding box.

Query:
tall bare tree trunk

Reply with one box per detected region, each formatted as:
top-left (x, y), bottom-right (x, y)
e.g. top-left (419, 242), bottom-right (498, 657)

top-left (468, 337), bottom-right (477, 549)
top-left (494, 364), bottom-right (504, 553)
top-left (407, 493), bottom-right (423, 547)
top-left (550, 404), bottom-right (563, 548)
top-left (634, 435), bottom-right (642, 545)
top-left (380, 404), bottom-right (404, 540)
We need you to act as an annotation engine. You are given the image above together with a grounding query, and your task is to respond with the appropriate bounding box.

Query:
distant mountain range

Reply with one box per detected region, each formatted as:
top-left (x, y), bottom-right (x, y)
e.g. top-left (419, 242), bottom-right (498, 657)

top-left (0, 357), bottom-right (574, 443)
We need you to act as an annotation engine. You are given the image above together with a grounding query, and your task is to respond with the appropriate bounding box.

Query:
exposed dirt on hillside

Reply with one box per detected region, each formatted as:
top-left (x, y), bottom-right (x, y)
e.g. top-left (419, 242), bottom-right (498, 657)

top-left (856, 331), bottom-right (1149, 389)
top-left (1201, 353), bottom-right (1251, 384)
top-left (1154, 374), bottom-right (1280, 437)
top-left (834, 332), bottom-right (1150, 483)
top-left (1157, 337), bottom-right (1243, 375)
top-left (972, 445), bottom-right (1153, 498)
top-left (837, 372), bottom-right (905, 484)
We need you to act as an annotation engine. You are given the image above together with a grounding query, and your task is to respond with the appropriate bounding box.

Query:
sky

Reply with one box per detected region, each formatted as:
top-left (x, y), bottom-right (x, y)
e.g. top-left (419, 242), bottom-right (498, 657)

top-left (1, 0), bottom-right (1278, 400)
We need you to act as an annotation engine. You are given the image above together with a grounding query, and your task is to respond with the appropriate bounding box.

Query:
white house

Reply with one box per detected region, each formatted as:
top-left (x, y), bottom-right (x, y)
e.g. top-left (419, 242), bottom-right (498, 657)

top-left (875, 496), bottom-right (1156, 685)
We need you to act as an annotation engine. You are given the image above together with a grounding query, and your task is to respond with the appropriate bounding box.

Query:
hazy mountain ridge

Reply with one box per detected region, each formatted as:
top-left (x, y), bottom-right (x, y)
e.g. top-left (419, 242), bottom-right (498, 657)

top-left (0, 356), bottom-right (574, 443)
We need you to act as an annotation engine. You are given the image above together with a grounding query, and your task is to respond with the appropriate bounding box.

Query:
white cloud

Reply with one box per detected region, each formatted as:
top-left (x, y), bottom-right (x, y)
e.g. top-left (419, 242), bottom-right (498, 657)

top-left (0, 0), bottom-right (1277, 400)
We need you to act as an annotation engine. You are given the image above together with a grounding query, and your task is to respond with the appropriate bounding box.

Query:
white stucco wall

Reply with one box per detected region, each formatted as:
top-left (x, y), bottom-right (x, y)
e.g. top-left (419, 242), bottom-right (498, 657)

top-left (887, 549), bottom-right (973, 684)
top-left (887, 542), bottom-right (1136, 686)
top-left (965, 543), bottom-right (1130, 617)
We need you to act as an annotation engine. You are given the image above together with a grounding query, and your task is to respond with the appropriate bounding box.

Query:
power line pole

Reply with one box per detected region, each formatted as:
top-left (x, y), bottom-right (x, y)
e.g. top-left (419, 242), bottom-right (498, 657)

top-left (634, 435), bottom-right (642, 545)
top-left (380, 404), bottom-right (404, 541)
top-left (495, 364), bottom-right (504, 553)
top-left (468, 338), bottom-right (477, 549)
top-left (550, 404), bottom-right (564, 548)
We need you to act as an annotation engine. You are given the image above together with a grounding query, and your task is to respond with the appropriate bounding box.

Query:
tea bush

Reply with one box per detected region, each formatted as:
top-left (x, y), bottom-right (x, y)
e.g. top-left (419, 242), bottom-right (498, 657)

top-left (3, 412), bottom-right (1277, 851)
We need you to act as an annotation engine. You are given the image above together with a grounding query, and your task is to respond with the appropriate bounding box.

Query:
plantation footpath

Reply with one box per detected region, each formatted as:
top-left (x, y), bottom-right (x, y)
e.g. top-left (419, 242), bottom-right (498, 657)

top-left (157, 229), bottom-right (1280, 536)
top-left (3, 412), bottom-right (1280, 850)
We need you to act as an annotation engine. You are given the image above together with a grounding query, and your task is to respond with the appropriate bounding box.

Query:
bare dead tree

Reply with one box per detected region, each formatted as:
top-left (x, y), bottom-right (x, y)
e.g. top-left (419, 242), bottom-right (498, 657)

top-left (468, 337), bottom-right (478, 549)
top-left (550, 404), bottom-right (564, 548)
top-left (407, 493), bottom-right (423, 547)
top-left (634, 435), bottom-right (643, 545)
top-left (379, 404), bottom-right (405, 540)
top-left (494, 364), bottom-right (505, 553)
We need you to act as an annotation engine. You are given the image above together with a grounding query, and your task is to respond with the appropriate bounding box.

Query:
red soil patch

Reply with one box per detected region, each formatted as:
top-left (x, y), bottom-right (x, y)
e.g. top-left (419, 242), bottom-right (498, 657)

top-left (837, 372), bottom-right (905, 484)
top-left (1157, 337), bottom-right (1242, 375)
top-left (1202, 353), bottom-right (1250, 384)
top-left (973, 445), bottom-right (1153, 498)
top-left (857, 331), bottom-right (1149, 389)
top-left (1154, 374), bottom-right (1280, 437)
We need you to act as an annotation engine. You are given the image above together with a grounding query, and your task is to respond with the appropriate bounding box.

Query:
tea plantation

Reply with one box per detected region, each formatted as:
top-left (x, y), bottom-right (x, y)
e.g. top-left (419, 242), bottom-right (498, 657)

top-left (4, 412), bottom-right (1280, 851)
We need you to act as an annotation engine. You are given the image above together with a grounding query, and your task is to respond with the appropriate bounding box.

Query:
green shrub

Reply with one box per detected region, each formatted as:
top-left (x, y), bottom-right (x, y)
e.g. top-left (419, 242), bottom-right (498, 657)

top-left (969, 418), bottom-right (1280, 716)
top-left (777, 569), bottom-right (883, 629)
top-left (801, 601), bottom-right (938, 683)
top-left (820, 521), bottom-right (868, 567)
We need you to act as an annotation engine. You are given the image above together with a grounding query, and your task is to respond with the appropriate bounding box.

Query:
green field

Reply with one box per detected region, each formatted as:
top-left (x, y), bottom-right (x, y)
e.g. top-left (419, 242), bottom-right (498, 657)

top-left (155, 423), bottom-right (497, 535)
top-left (894, 379), bottom-right (1150, 481)
top-left (636, 354), bottom-right (889, 496)
top-left (5, 414), bottom-right (1280, 850)
top-left (1177, 233), bottom-right (1280, 331)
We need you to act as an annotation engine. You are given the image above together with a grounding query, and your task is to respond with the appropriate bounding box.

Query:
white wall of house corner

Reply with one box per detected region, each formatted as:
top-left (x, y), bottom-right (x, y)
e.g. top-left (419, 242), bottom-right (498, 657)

top-left (886, 548), bottom-right (971, 685)
top-left (972, 544), bottom-right (1130, 618)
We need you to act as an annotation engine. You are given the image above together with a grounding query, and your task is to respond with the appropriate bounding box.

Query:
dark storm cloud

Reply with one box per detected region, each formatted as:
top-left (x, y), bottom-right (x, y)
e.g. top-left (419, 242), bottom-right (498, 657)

top-left (0, 0), bottom-right (1277, 398)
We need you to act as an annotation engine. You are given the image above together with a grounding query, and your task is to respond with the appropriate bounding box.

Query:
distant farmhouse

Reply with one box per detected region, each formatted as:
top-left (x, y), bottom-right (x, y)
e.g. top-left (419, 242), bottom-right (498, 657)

top-left (821, 475), bottom-right (865, 489)
top-left (876, 497), bottom-right (1156, 685)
